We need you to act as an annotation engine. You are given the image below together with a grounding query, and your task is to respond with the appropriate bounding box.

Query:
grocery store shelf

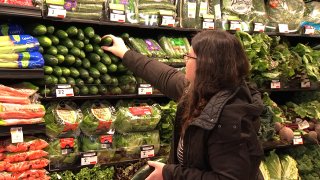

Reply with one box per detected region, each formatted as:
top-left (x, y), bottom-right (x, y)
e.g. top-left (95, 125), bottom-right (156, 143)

top-left (0, 123), bottom-right (46, 137)
top-left (0, 3), bottom-right (42, 18)
top-left (265, 32), bottom-right (320, 38)
top-left (41, 93), bottom-right (167, 101)
top-left (0, 68), bottom-right (44, 79)
top-left (43, 17), bottom-right (201, 32)
top-left (262, 140), bottom-right (316, 151)
top-left (260, 87), bottom-right (320, 92)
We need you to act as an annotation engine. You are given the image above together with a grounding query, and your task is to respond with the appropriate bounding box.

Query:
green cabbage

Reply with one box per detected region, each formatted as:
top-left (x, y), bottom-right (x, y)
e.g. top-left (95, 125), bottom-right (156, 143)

top-left (265, 150), bottom-right (282, 180)
top-left (280, 155), bottom-right (299, 180)
top-left (259, 161), bottom-right (270, 180)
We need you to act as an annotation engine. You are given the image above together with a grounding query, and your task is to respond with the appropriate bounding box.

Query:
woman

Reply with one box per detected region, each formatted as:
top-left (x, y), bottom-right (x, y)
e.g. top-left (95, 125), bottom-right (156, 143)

top-left (102, 30), bottom-right (264, 180)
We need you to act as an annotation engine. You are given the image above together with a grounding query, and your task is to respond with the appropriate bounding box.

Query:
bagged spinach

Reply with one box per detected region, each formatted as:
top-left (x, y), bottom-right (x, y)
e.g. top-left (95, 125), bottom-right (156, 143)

top-left (266, 0), bottom-right (305, 32)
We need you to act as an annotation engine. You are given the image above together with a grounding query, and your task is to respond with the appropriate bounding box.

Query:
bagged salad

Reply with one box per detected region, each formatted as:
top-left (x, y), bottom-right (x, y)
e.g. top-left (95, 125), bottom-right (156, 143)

top-left (266, 0), bottom-right (305, 32)
top-left (45, 101), bottom-right (83, 138)
top-left (114, 103), bottom-right (161, 133)
top-left (47, 138), bottom-right (79, 169)
top-left (80, 100), bottom-right (116, 136)
top-left (113, 130), bottom-right (160, 159)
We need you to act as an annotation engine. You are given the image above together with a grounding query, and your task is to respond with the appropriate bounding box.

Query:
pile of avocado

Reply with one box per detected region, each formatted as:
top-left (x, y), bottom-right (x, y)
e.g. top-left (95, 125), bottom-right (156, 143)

top-left (31, 24), bottom-right (136, 96)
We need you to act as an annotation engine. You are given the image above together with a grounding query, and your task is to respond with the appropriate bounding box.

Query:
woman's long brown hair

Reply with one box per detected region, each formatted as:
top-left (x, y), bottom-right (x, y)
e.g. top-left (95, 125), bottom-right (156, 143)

top-left (181, 30), bottom-right (250, 134)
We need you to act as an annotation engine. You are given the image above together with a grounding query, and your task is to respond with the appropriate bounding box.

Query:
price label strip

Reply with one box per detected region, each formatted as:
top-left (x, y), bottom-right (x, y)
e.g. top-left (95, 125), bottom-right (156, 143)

top-left (202, 14), bottom-right (215, 30)
top-left (56, 84), bottom-right (74, 97)
top-left (138, 84), bottom-right (153, 95)
top-left (140, 145), bottom-right (155, 158)
top-left (10, 127), bottom-right (23, 143)
top-left (293, 135), bottom-right (303, 145)
top-left (109, 4), bottom-right (126, 23)
top-left (253, 23), bottom-right (265, 32)
top-left (47, 5), bottom-right (66, 19)
top-left (160, 10), bottom-right (175, 27)
top-left (81, 152), bottom-right (97, 166)
top-left (271, 80), bottom-right (281, 89)
top-left (229, 21), bottom-right (242, 31)
top-left (304, 25), bottom-right (315, 35)
top-left (278, 24), bottom-right (289, 33)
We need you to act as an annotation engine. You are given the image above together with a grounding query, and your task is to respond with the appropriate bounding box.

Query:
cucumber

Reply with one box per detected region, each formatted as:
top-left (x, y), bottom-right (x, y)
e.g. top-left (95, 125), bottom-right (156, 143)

top-left (181, 37), bottom-right (191, 53)
top-left (136, 38), bottom-right (152, 57)
top-left (159, 36), bottom-right (175, 58)
top-left (131, 157), bottom-right (166, 180)
top-left (128, 37), bottom-right (148, 56)
top-left (149, 39), bottom-right (166, 58)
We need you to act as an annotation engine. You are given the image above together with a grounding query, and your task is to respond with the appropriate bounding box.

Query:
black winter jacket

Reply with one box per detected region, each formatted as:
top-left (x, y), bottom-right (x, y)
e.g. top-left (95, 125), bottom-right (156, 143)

top-left (122, 50), bottom-right (264, 180)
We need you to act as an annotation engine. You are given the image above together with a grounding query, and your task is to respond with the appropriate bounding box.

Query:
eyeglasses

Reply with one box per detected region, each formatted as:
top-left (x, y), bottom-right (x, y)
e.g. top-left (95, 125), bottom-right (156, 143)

top-left (183, 54), bottom-right (197, 63)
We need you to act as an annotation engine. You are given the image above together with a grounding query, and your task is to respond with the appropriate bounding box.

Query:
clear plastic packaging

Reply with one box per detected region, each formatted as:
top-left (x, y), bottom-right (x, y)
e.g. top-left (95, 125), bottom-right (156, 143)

top-left (266, 0), bottom-right (305, 32)
top-left (0, 52), bottom-right (44, 69)
top-left (114, 104), bottom-right (161, 133)
top-left (80, 134), bottom-right (114, 152)
top-left (113, 130), bottom-right (160, 159)
top-left (4, 150), bottom-right (48, 163)
top-left (47, 138), bottom-right (79, 170)
top-left (304, 1), bottom-right (320, 24)
top-left (80, 100), bottom-right (116, 136)
top-left (179, 0), bottom-right (201, 28)
top-left (0, 103), bottom-right (45, 119)
top-left (0, 35), bottom-right (39, 53)
top-left (45, 101), bottom-right (83, 138)
top-left (64, 0), bottom-right (105, 20)
top-left (2, 138), bottom-right (48, 153)
top-left (0, 24), bottom-right (24, 36)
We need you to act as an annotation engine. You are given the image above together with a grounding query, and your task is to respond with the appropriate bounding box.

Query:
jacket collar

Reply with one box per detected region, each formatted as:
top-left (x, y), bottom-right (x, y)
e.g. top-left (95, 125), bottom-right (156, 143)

top-left (190, 87), bottom-right (240, 130)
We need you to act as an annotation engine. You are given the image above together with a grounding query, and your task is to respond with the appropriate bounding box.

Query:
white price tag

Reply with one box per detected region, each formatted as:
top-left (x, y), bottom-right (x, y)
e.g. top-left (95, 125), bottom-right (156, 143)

top-left (293, 136), bottom-right (303, 145)
top-left (305, 28), bottom-right (315, 35)
top-left (187, 2), bottom-right (197, 18)
top-left (61, 149), bottom-right (68, 155)
top-left (47, 8), bottom-right (66, 18)
top-left (56, 88), bottom-right (74, 97)
top-left (254, 23), bottom-right (265, 32)
top-left (110, 13), bottom-right (126, 23)
top-left (301, 81), bottom-right (311, 88)
top-left (81, 155), bottom-right (97, 166)
top-left (10, 127), bottom-right (23, 143)
top-left (203, 21), bottom-right (215, 29)
top-left (138, 84), bottom-right (153, 95)
top-left (140, 145), bottom-right (155, 158)
top-left (161, 16), bottom-right (175, 27)
top-left (278, 24), bottom-right (289, 33)
top-left (230, 22), bottom-right (242, 31)
top-left (298, 120), bottom-right (310, 130)
top-left (271, 81), bottom-right (281, 89)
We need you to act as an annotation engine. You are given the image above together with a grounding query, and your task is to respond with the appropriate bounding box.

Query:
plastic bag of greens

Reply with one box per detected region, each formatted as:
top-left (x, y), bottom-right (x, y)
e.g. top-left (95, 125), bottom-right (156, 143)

top-left (221, 0), bottom-right (267, 31)
top-left (266, 0), bottom-right (305, 33)
top-left (80, 134), bottom-right (114, 152)
top-left (114, 104), bottom-right (161, 133)
top-left (47, 138), bottom-right (79, 170)
top-left (80, 100), bottom-right (116, 136)
top-left (179, 0), bottom-right (200, 28)
top-left (303, 1), bottom-right (320, 24)
top-left (45, 101), bottom-right (83, 138)
top-left (113, 130), bottom-right (160, 159)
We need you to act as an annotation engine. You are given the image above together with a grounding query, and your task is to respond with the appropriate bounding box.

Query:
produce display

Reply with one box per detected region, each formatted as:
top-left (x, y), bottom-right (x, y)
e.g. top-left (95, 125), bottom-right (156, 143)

top-left (29, 24), bottom-right (138, 97)
top-left (64, 0), bottom-right (105, 20)
top-left (114, 103), bottom-right (161, 133)
top-left (80, 100), bottom-right (116, 136)
top-left (47, 137), bottom-right (79, 169)
top-left (0, 34), bottom-right (44, 69)
top-left (0, 137), bottom-right (50, 180)
top-left (44, 101), bottom-right (82, 138)
top-left (0, 83), bottom-right (45, 126)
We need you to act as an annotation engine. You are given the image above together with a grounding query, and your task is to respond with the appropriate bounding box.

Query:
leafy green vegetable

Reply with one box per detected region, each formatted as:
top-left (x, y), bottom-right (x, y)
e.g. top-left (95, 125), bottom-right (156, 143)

top-left (114, 104), bottom-right (161, 133)
top-left (259, 161), bottom-right (271, 180)
top-left (258, 106), bottom-right (276, 142)
top-left (113, 130), bottom-right (160, 158)
top-left (80, 100), bottom-right (116, 136)
top-left (265, 150), bottom-right (282, 180)
top-left (280, 155), bottom-right (299, 180)
top-left (263, 93), bottom-right (286, 123)
top-left (47, 138), bottom-right (79, 167)
top-left (45, 101), bottom-right (83, 138)
top-left (157, 101), bottom-right (176, 145)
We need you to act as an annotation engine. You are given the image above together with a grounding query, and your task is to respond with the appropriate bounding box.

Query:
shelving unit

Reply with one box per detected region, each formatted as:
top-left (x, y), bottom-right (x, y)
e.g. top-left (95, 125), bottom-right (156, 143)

top-left (0, 2), bottom-right (319, 179)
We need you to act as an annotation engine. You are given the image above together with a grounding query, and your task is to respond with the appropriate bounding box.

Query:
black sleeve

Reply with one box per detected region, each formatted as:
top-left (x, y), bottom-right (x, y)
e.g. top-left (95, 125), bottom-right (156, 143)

top-left (122, 50), bottom-right (187, 101)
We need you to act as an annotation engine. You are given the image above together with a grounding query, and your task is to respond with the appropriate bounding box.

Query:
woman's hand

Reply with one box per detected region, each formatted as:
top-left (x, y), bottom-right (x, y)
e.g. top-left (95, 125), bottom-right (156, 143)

top-left (145, 161), bottom-right (165, 180)
top-left (101, 35), bottom-right (128, 59)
